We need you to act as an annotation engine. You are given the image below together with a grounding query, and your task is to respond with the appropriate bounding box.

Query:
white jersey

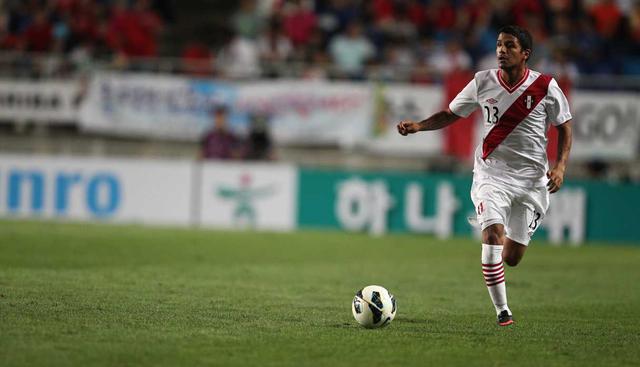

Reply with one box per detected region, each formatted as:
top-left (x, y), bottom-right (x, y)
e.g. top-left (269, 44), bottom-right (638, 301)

top-left (449, 68), bottom-right (572, 187)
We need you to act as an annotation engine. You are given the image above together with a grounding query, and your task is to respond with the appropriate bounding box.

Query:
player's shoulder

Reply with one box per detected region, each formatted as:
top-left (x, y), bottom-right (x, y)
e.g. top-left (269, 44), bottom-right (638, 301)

top-left (473, 69), bottom-right (498, 81)
top-left (471, 69), bottom-right (499, 91)
top-left (528, 69), bottom-right (556, 85)
top-left (526, 70), bottom-right (566, 103)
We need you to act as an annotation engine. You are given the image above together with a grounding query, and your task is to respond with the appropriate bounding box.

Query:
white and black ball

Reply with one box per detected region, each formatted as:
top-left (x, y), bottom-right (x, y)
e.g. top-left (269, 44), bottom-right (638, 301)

top-left (351, 285), bottom-right (396, 328)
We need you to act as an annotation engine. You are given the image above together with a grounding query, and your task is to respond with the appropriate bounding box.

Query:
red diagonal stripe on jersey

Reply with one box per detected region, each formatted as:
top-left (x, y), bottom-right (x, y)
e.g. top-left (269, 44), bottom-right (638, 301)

top-left (482, 74), bottom-right (553, 160)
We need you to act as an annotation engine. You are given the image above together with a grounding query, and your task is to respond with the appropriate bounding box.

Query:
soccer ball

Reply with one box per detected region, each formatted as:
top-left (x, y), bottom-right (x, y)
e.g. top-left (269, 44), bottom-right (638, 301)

top-left (351, 285), bottom-right (397, 328)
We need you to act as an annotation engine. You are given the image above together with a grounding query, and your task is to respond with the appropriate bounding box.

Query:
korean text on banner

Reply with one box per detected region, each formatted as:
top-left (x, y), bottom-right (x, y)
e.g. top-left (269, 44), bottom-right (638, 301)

top-left (297, 168), bottom-right (640, 244)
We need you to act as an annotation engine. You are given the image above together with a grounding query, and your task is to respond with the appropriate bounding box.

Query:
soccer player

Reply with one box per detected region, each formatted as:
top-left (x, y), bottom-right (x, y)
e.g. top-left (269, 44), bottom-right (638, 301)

top-left (397, 25), bottom-right (572, 326)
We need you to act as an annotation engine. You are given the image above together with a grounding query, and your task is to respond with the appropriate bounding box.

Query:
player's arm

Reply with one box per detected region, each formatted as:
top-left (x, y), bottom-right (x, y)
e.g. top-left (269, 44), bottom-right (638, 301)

top-left (397, 109), bottom-right (461, 136)
top-left (398, 76), bottom-right (477, 135)
top-left (547, 120), bottom-right (572, 194)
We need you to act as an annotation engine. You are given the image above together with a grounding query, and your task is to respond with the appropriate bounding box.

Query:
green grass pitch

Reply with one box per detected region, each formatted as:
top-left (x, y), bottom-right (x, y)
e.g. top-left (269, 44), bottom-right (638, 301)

top-left (1, 221), bottom-right (639, 367)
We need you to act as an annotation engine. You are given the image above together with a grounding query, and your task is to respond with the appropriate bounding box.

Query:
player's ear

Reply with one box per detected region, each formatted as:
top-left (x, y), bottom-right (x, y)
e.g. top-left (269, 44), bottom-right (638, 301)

top-left (523, 48), bottom-right (531, 62)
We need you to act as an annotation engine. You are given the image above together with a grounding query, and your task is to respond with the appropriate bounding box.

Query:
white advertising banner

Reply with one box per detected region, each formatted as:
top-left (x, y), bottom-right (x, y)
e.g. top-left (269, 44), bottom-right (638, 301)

top-left (0, 155), bottom-right (193, 225)
top-left (198, 162), bottom-right (297, 231)
top-left (236, 81), bottom-right (372, 147)
top-left (78, 73), bottom-right (239, 140)
top-left (0, 80), bottom-right (79, 123)
top-left (74, 72), bottom-right (640, 160)
top-left (361, 84), bottom-right (443, 156)
top-left (571, 91), bottom-right (640, 161)
top-left (79, 75), bottom-right (373, 146)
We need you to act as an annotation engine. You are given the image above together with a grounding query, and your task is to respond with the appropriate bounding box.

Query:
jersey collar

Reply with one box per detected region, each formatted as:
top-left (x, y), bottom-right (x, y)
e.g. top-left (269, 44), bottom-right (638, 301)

top-left (497, 68), bottom-right (530, 93)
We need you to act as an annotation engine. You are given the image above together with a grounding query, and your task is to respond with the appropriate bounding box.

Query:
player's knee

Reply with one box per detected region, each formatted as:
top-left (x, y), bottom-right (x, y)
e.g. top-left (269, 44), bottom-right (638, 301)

top-left (482, 229), bottom-right (503, 245)
top-left (486, 234), bottom-right (501, 245)
top-left (503, 255), bottom-right (521, 267)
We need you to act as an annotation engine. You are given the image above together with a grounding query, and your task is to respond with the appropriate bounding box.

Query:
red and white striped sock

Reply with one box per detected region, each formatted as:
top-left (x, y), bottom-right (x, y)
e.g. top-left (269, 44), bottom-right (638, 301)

top-left (481, 244), bottom-right (510, 315)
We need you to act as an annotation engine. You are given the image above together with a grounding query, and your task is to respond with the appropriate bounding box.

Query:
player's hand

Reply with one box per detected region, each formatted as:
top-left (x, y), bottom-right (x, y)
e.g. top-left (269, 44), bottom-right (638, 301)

top-left (546, 166), bottom-right (565, 194)
top-left (397, 120), bottom-right (420, 136)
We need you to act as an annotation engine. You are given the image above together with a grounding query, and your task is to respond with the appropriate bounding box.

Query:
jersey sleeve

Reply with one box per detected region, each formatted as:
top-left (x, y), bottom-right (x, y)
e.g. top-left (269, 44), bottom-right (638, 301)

top-left (545, 78), bottom-right (572, 126)
top-left (448, 78), bottom-right (479, 118)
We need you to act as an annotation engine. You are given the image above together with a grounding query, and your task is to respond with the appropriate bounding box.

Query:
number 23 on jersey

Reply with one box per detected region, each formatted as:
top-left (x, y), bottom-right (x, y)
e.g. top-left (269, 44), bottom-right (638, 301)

top-left (483, 105), bottom-right (499, 124)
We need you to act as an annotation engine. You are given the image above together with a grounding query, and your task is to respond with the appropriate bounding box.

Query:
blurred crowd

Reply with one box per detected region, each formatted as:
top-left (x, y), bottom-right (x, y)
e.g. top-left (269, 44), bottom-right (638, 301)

top-left (0, 0), bottom-right (173, 75)
top-left (0, 0), bottom-right (639, 81)
top-left (216, 0), bottom-right (640, 81)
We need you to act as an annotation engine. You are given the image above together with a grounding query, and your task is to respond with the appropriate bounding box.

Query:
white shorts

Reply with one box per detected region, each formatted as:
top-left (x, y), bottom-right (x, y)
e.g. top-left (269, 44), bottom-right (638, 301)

top-left (470, 178), bottom-right (549, 245)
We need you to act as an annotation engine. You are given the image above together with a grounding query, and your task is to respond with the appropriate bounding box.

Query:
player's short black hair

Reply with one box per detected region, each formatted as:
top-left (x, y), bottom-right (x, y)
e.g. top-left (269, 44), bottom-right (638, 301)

top-left (497, 25), bottom-right (533, 54)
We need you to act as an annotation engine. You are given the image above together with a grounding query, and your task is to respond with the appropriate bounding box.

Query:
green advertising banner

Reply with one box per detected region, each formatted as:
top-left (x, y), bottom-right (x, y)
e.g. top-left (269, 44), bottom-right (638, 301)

top-left (298, 168), bottom-right (640, 244)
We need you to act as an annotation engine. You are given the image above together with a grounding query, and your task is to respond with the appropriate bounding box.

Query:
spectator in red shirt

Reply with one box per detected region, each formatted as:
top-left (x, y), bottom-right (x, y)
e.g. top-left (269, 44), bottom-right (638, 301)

top-left (130, 0), bottom-right (163, 56)
top-left (426, 0), bottom-right (456, 36)
top-left (460, 0), bottom-right (491, 31)
top-left (68, 0), bottom-right (101, 44)
top-left (181, 41), bottom-right (214, 76)
top-left (589, 0), bottom-right (622, 38)
top-left (372, 0), bottom-right (395, 24)
top-left (107, 0), bottom-right (162, 57)
top-left (105, 0), bottom-right (131, 54)
top-left (0, 13), bottom-right (22, 50)
top-left (405, 0), bottom-right (427, 30)
top-left (281, 0), bottom-right (317, 46)
top-left (511, 0), bottom-right (544, 28)
top-left (24, 10), bottom-right (52, 52)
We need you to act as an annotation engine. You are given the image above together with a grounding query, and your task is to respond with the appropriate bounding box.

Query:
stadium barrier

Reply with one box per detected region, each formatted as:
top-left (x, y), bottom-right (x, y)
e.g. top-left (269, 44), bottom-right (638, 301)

top-left (78, 73), bottom-right (640, 161)
top-left (2, 75), bottom-right (638, 160)
top-left (298, 168), bottom-right (638, 244)
top-left (1, 155), bottom-right (637, 244)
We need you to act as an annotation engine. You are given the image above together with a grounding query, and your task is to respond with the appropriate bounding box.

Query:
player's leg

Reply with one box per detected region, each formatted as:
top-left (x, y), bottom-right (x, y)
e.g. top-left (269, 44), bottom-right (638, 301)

top-left (503, 238), bottom-right (527, 267)
top-left (481, 224), bottom-right (512, 325)
top-left (472, 181), bottom-right (513, 325)
top-left (503, 188), bottom-right (548, 267)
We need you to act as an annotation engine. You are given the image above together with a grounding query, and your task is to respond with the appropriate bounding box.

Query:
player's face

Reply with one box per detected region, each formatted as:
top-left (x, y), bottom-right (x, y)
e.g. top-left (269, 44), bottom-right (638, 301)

top-left (496, 33), bottom-right (529, 69)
